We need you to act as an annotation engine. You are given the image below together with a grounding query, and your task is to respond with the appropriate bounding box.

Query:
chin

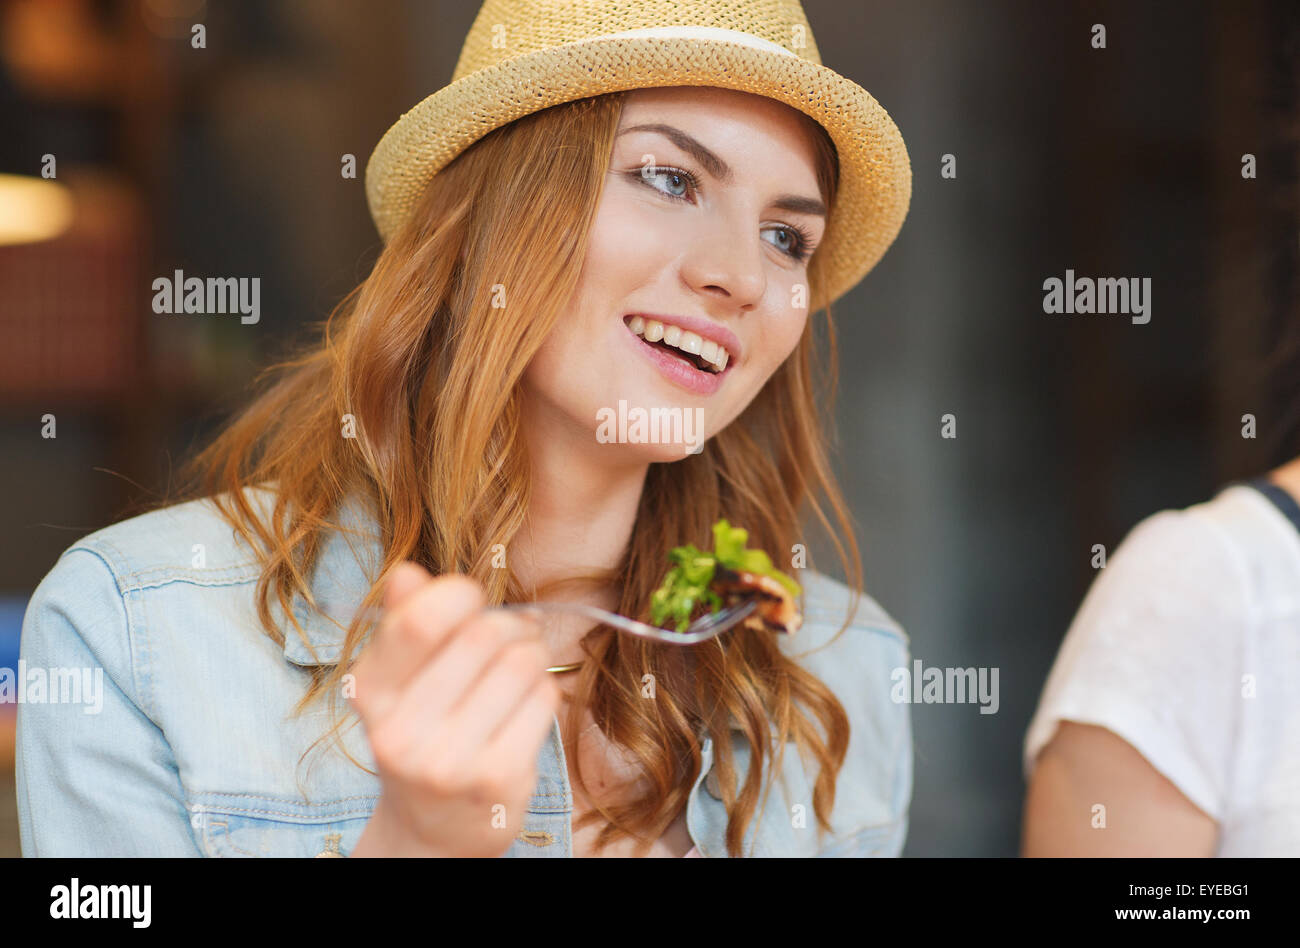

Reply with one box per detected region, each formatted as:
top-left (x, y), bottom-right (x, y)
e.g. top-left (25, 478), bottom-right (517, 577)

top-left (590, 391), bottom-right (714, 462)
top-left (641, 440), bottom-right (708, 465)
top-left (592, 440), bottom-right (706, 465)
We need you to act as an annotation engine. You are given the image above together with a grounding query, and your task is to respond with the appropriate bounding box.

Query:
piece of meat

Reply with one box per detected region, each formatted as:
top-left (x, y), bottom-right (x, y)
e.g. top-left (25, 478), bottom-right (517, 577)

top-left (711, 565), bottom-right (802, 635)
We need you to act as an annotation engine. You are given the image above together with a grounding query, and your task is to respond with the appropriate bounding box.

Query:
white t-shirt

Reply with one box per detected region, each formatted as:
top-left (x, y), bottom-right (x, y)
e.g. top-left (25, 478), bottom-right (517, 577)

top-left (1023, 483), bottom-right (1300, 856)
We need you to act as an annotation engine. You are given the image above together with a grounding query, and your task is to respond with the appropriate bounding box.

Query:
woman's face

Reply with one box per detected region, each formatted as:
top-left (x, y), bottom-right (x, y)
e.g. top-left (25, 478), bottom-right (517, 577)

top-left (522, 86), bottom-right (829, 463)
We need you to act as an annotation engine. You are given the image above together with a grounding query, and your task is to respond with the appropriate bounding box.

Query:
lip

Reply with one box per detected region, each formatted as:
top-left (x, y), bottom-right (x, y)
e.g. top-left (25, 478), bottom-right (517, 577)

top-left (622, 312), bottom-right (744, 364)
top-left (621, 320), bottom-right (732, 396)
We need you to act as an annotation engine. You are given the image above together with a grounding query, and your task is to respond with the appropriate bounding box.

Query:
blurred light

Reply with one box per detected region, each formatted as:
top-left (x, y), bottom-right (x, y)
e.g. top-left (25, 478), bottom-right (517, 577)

top-left (144, 0), bottom-right (207, 15)
top-left (142, 0), bottom-right (208, 39)
top-left (0, 175), bottom-right (74, 245)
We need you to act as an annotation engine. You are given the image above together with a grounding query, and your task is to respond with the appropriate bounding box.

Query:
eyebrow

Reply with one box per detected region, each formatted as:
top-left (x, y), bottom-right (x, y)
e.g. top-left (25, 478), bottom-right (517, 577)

top-left (617, 122), bottom-right (828, 218)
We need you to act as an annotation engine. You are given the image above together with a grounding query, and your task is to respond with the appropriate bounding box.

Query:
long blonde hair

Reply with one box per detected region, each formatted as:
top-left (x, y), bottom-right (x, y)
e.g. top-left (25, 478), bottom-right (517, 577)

top-left (172, 90), bottom-right (863, 857)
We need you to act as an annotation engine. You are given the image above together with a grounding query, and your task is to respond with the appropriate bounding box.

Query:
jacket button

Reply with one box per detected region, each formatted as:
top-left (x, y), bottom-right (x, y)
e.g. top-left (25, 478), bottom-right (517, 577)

top-left (517, 830), bottom-right (555, 847)
top-left (315, 832), bottom-right (345, 857)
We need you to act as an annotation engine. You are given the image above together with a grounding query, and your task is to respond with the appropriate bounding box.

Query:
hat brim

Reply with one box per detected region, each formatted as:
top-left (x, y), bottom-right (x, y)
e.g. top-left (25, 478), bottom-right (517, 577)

top-left (365, 35), bottom-right (911, 308)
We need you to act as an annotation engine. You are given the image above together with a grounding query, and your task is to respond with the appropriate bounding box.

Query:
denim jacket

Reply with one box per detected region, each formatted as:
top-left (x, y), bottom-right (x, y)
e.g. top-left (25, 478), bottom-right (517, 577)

top-left (16, 487), bottom-right (912, 857)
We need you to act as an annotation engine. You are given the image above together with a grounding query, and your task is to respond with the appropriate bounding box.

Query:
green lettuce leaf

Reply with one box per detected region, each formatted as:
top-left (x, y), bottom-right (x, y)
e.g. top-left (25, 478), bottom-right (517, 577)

top-left (648, 519), bottom-right (802, 632)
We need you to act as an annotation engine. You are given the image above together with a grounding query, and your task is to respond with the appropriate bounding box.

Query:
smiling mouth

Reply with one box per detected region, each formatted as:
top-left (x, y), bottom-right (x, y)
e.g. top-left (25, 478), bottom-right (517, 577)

top-left (623, 315), bottom-right (730, 374)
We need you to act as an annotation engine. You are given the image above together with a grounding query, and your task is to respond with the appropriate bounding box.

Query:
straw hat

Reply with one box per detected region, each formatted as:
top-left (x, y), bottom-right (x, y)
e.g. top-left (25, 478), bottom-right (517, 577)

top-left (365, 0), bottom-right (911, 309)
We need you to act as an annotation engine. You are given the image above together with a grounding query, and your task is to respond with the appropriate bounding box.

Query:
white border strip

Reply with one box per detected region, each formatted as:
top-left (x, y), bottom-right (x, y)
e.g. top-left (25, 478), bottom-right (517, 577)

top-left (599, 25), bottom-right (798, 58)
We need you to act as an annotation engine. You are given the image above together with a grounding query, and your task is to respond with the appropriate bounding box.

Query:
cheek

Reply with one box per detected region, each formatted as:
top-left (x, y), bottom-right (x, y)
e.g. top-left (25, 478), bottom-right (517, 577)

top-left (771, 307), bottom-right (809, 364)
top-left (583, 191), bottom-right (670, 286)
top-left (521, 195), bottom-right (671, 407)
top-left (544, 197), bottom-right (667, 360)
top-left (701, 309), bottom-right (807, 438)
top-left (745, 307), bottom-right (808, 387)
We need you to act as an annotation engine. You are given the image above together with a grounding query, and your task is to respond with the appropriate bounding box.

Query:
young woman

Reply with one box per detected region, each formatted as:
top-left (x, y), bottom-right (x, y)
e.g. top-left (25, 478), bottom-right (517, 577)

top-left (1022, 458), bottom-right (1300, 856)
top-left (17, 1), bottom-right (915, 857)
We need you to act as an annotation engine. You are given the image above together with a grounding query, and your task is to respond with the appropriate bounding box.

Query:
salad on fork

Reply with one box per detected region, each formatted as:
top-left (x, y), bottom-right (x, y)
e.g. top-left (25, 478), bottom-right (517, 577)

top-left (649, 519), bottom-right (803, 636)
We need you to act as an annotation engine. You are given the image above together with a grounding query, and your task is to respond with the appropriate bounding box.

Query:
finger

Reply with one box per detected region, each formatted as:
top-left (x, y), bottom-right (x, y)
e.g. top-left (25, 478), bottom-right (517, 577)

top-left (439, 637), bottom-right (553, 755)
top-left (479, 672), bottom-right (563, 773)
top-left (377, 610), bottom-right (544, 751)
top-left (428, 659), bottom-right (558, 806)
top-left (383, 561), bottom-right (432, 611)
top-left (351, 570), bottom-right (486, 722)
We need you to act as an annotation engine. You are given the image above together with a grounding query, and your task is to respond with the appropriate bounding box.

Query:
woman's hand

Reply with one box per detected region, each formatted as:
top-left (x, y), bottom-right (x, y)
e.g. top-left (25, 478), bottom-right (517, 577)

top-left (349, 561), bottom-right (562, 857)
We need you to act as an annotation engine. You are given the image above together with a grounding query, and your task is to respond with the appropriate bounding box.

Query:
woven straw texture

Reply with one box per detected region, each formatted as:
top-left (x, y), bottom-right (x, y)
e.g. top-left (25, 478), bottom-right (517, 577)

top-left (365, 0), bottom-right (911, 308)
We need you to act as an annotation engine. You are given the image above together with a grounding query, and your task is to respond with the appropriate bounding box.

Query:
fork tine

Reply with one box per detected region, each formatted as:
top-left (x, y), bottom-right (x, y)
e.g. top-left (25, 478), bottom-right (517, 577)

top-left (650, 598), bottom-right (759, 644)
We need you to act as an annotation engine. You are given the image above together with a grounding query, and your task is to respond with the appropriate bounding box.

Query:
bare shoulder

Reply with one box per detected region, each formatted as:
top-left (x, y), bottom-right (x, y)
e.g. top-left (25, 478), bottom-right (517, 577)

top-left (1268, 456), bottom-right (1300, 501)
top-left (1023, 721), bottom-right (1218, 856)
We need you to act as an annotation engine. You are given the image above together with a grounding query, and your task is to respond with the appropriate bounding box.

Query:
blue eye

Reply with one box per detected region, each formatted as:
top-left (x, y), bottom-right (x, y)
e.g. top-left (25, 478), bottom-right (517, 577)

top-left (639, 165), bottom-right (696, 200)
top-left (631, 166), bottom-right (816, 263)
top-left (766, 225), bottom-right (811, 260)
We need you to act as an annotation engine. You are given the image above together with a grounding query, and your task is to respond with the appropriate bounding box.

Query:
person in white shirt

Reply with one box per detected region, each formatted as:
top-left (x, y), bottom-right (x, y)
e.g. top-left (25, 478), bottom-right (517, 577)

top-left (1021, 455), bottom-right (1300, 856)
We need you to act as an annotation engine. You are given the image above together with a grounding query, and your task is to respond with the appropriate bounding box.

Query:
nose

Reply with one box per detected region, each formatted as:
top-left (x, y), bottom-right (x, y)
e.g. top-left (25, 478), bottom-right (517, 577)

top-left (679, 207), bottom-right (768, 308)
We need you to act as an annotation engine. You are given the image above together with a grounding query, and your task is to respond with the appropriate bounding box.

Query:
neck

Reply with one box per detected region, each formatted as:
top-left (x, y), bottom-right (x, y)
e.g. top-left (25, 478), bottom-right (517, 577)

top-left (512, 427), bottom-right (648, 668)
top-left (512, 428), bottom-right (649, 610)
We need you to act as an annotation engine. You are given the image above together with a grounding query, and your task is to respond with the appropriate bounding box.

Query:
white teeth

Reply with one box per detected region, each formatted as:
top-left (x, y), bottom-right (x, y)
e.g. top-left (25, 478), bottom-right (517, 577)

top-left (626, 316), bottom-right (731, 373)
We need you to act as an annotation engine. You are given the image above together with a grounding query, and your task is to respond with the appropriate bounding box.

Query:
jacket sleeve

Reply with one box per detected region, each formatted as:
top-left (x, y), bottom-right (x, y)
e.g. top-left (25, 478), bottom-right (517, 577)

top-left (16, 547), bottom-right (203, 856)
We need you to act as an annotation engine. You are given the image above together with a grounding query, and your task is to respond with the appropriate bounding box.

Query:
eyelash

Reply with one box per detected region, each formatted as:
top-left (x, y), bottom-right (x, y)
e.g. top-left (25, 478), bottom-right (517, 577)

top-left (631, 165), bottom-right (817, 263)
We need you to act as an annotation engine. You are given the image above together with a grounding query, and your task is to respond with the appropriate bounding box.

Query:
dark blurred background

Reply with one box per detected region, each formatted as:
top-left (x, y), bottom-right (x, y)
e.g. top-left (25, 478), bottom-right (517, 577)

top-left (1, 0), bottom-right (1296, 857)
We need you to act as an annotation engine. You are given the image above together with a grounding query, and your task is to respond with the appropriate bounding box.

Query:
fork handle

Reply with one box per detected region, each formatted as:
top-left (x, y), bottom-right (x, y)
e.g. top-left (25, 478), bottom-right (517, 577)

top-left (499, 602), bottom-right (612, 621)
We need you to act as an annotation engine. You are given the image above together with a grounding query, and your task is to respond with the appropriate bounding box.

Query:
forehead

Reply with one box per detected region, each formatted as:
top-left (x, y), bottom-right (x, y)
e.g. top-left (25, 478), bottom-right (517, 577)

top-left (616, 86), bottom-right (824, 181)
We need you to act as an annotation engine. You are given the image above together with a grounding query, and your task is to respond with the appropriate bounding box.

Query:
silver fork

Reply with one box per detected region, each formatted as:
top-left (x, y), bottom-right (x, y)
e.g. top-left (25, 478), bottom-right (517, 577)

top-left (499, 598), bottom-right (758, 645)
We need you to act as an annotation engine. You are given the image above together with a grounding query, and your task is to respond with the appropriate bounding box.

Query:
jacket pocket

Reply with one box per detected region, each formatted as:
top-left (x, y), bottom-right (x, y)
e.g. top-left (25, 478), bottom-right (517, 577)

top-left (188, 792), bottom-right (377, 858)
top-left (816, 819), bottom-right (903, 857)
